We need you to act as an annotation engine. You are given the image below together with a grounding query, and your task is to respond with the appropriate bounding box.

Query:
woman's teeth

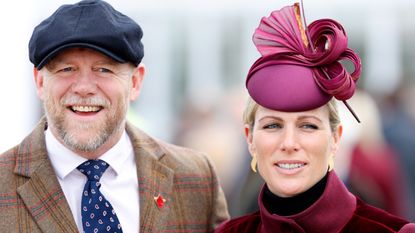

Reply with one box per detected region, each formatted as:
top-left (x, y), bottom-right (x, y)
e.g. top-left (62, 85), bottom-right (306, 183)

top-left (277, 163), bottom-right (305, 169)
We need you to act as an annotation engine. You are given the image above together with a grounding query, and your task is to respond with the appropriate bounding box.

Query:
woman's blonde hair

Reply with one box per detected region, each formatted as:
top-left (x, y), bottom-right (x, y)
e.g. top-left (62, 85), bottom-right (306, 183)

top-left (243, 96), bottom-right (340, 132)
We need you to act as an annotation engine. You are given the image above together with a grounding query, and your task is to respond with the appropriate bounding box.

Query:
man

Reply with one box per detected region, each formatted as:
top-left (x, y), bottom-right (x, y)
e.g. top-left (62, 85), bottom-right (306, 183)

top-left (0, 0), bottom-right (229, 232)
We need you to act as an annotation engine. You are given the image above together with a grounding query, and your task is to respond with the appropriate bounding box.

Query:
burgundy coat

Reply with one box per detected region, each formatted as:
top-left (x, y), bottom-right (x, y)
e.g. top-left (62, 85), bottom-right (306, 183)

top-left (215, 171), bottom-right (415, 233)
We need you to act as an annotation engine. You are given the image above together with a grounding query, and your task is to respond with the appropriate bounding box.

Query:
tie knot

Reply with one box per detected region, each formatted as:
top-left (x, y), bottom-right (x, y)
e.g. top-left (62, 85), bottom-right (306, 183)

top-left (77, 159), bottom-right (109, 181)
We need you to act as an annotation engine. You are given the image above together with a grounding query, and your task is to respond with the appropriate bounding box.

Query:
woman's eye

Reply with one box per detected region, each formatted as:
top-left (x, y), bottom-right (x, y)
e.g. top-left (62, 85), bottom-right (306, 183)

top-left (263, 123), bottom-right (282, 129)
top-left (301, 124), bottom-right (318, 130)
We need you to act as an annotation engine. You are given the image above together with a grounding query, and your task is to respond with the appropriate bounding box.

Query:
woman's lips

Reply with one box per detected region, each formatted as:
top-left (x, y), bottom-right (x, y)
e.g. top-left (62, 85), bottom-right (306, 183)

top-left (276, 162), bottom-right (306, 169)
top-left (274, 160), bottom-right (307, 174)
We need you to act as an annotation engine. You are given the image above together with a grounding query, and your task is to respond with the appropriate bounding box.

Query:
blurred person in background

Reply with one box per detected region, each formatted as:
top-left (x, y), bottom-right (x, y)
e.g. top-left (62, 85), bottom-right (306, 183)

top-left (338, 90), bottom-right (411, 218)
top-left (0, 0), bottom-right (228, 232)
top-left (380, 83), bottom-right (415, 221)
top-left (173, 86), bottom-right (250, 217)
top-left (215, 3), bottom-right (415, 232)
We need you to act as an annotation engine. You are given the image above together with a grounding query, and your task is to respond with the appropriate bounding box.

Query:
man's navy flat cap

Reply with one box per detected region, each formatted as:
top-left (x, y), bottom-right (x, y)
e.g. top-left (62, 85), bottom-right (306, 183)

top-left (29, 0), bottom-right (144, 69)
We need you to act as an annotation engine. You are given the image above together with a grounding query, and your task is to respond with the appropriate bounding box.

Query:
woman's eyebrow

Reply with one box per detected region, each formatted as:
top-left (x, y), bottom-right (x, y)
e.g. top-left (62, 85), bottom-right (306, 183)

top-left (297, 115), bottom-right (323, 123)
top-left (257, 115), bottom-right (283, 123)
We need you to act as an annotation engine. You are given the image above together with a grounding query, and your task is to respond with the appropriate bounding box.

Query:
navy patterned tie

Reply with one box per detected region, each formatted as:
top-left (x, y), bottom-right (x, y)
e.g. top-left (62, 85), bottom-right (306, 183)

top-left (77, 160), bottom-right (123, 233)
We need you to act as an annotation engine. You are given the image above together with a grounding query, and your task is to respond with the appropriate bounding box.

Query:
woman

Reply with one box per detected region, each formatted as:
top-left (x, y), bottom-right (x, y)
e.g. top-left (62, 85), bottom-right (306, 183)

top-left (215, 3), bottom-right (415, 233)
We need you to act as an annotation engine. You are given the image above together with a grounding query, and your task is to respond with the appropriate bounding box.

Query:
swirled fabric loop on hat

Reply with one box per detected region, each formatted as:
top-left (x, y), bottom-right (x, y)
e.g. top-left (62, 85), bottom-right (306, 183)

top-left (248, 3), bottom-right (361, 103)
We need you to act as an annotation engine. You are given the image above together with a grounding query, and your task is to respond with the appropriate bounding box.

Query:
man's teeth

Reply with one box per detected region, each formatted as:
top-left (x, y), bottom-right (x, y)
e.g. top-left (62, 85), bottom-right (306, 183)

top-left (277, 163), bottom-right (304, 169)
top-left (72, 106), bottom-right (100, 112)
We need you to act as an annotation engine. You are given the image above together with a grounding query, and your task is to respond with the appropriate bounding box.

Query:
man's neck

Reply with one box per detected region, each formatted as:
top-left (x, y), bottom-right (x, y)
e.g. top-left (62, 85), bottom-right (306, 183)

top-left (49, 125), bottom-right (125, 160)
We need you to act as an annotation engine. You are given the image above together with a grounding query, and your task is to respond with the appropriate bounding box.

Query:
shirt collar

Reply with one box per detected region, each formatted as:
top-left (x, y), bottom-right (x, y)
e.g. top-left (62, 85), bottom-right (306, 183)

top-left (46, 128), bottom-right (133, 180)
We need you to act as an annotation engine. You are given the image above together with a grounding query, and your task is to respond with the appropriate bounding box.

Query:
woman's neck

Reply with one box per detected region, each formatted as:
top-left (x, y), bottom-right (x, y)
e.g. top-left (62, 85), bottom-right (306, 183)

top-left (263, 173), bottom-right (328, 216)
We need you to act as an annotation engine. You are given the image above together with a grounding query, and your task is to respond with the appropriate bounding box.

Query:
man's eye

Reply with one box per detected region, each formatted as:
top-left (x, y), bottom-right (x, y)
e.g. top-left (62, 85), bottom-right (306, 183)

top-left (97, 67), bottom-right (112, 73)
top-left (59, 67), bottom-right (74, 72)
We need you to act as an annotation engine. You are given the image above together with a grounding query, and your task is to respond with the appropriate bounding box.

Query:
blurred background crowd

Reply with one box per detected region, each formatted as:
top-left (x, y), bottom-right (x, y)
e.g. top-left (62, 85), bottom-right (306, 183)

top-left (2, 0), bottom-right (415, 221)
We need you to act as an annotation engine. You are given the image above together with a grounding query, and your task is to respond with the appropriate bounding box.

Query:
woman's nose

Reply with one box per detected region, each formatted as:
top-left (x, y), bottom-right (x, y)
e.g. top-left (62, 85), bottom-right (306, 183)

top-left (280, 127), bottom-right (300, 153)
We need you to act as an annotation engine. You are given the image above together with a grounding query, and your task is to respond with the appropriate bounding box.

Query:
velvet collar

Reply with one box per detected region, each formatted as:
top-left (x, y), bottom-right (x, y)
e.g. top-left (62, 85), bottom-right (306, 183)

top-left (258, 171), bottom-right (356, 233)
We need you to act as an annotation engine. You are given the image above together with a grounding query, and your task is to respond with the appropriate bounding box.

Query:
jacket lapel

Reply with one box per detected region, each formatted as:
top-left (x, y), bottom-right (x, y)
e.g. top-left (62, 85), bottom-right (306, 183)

top-left (126, 123), bottom-right (174, 233)
top-left (14, 119), bottom-right (174, 232)
top-left (15, 118), bottom-right (78, 233)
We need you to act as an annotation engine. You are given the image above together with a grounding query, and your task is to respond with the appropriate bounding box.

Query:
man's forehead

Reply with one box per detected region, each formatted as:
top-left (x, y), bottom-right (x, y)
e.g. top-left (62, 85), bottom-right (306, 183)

top-left (49, 48), bottom-right (121, 65)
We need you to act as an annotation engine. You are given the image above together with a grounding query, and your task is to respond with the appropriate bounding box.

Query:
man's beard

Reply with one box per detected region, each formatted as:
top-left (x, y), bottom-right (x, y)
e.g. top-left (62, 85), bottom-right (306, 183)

top-left (44, 94), bottom-right (127, 153)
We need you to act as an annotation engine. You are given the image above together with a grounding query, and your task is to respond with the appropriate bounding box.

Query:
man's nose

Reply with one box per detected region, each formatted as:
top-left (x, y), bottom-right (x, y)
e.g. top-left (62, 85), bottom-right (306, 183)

top-left (71, 71), bottom-right (97, 96)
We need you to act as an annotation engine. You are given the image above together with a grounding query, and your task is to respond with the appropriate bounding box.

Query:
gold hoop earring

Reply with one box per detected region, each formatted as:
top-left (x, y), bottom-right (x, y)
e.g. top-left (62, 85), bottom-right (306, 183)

top-left (328, 156), bottom-right (335, 172)
top-left (251, 155), bottom-right (257, 173)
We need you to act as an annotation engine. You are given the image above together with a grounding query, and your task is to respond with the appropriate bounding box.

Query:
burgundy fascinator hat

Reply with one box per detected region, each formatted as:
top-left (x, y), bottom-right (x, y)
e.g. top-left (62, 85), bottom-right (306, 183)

top-left (246, 2), bottom-right (362, 122)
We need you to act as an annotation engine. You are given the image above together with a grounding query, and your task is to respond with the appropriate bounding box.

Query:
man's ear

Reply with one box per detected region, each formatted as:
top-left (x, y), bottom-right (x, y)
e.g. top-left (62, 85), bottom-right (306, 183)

top-left (129, 63), bottom-right (145, 101)
top-left (33, 67), bottom-right (45, 100)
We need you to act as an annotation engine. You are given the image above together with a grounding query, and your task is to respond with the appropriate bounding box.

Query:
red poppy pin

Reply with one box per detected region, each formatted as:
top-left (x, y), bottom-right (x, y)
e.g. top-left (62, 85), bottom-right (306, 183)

top-left (154, 194), bottom-right (166, 209)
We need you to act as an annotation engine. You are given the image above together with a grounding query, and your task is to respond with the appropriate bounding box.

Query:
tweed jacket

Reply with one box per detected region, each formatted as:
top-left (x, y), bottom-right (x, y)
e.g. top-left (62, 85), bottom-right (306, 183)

top-left (0, 117), bottom-right (229, 233)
